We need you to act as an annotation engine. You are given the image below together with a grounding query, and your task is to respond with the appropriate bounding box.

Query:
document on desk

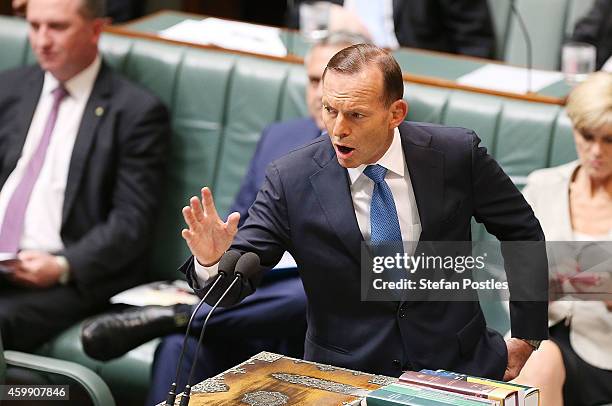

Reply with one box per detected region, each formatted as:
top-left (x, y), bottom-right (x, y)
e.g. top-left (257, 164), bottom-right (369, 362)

top-left (457, 64), bottom-right (563, 94)
top-left (159, 18), bottom-right (288, 57)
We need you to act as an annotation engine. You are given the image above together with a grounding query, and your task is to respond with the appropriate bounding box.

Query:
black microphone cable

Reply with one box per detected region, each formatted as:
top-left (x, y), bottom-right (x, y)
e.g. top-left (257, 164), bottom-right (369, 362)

top-left (510, 0), bottom-right (533, 93)
top-left (164, 250), bottom-right (241, 406)
top-left (179, 252), bottom-right (261, 406)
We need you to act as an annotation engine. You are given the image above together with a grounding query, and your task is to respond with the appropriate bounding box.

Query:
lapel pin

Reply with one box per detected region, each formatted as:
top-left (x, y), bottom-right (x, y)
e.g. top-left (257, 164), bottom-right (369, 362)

top-left (95, 106), bottom-right (104, 117)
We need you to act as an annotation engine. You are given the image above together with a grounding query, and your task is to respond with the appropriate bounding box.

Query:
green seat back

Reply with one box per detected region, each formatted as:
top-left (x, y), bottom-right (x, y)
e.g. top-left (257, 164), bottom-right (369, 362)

top-left (404, 83), bottom-right (450, 124)
top-left (0, 16), bottom-right (30, 71)
top-left (212, 57), bottom-right (293, 216)
top-left (495, 100), bottom-right (562, 183)
top-left (549, 111), bottom-right (578, 167)
top-left (441, 91), bottom-right (503, 155)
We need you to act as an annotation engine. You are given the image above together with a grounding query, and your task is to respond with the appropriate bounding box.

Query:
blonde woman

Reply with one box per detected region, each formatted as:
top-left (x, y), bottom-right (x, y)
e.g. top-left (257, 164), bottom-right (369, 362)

top-left (517, 72), bottom-right (612, 406)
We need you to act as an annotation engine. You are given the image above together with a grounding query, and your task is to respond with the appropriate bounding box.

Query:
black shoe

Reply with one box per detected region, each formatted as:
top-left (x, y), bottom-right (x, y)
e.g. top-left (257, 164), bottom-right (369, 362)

top-left (81, 304), bottom-right (191, 361)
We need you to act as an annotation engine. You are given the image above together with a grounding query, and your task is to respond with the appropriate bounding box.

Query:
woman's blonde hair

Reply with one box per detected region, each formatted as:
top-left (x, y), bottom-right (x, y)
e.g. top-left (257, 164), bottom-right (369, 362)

top-left (566, 72), bottom-right (612, 133)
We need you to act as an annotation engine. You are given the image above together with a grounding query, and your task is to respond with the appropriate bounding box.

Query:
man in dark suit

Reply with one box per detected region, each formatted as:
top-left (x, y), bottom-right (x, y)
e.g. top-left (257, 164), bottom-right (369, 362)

top-left (290, 0), bottom-right (495, 58)
top-left (571, 0), bottom-right (612, 71)
top-left (0, 0), bottom-right (169, 351)
top-left (180, 44), bottom-right (548, 380)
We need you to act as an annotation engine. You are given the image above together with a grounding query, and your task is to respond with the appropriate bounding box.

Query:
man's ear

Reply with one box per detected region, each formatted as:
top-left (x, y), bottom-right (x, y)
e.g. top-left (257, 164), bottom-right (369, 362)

top-left (389, 99), bottom-right (408, 129)
top-left (91, 17), bottom-right (108, 44)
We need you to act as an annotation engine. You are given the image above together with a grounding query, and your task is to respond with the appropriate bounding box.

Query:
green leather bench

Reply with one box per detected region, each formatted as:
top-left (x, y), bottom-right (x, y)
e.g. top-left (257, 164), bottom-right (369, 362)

top-left (0, 15), bottom-right (577, 403)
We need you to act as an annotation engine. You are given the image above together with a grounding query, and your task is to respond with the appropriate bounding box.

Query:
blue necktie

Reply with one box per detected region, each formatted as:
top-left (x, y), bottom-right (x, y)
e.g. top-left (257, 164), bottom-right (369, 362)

top-left (364, 165), bottom-right (404, 297)
top-left (364, 165), bottom-right (402, 246)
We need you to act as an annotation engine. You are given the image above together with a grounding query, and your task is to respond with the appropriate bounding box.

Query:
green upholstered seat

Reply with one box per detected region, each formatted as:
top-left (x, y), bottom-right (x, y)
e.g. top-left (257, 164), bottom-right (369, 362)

top-left (1, 331), bottom-right (116, 405)
top-left (0, 16), bottom-right (30, 71)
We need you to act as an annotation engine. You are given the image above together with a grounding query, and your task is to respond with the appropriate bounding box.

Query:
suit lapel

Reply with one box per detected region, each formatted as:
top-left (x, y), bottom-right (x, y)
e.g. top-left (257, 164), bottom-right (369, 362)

top-left (62, 64), bottom-right (111, 225)
top-left (1, 70), bottom-right (43, 188)
top-left (399, 123), bottom-right (444, 241)
top-left (310, 141), bottom-right (362, 263)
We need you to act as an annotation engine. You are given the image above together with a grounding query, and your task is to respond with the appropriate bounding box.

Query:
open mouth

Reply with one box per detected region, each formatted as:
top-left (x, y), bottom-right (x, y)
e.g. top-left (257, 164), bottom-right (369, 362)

top-left (337, 145), bottom-right (354, 154)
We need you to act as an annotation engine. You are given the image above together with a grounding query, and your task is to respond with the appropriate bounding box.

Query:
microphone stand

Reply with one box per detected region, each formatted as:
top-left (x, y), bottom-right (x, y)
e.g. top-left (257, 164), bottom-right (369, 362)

top-left (178, 275), bottom-right (243, 406)
top-left (510, 0), bottom-right (533, 93)
top-left (164, 273), bottom-right (226, 406)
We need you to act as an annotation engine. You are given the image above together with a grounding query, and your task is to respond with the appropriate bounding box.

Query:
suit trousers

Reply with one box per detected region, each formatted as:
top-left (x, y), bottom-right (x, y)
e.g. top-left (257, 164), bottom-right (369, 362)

top-left (0, 278), bottom-right (107, 351)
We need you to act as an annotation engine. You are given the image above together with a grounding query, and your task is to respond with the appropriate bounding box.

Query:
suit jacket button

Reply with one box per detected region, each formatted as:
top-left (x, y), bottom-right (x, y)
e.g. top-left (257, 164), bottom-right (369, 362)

top-left (392, 359), bottom-right (401, 368)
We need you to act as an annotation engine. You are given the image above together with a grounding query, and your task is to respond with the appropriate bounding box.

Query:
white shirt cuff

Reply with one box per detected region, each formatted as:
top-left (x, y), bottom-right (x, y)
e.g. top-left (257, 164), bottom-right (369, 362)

top-left (193, 257), bottom-right (219, 287)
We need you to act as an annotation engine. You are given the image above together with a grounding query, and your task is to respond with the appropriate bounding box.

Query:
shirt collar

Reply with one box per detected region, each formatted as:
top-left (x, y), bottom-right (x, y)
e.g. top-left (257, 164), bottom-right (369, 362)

top-left (42, 55), bottom-right (101, 102)
top-left (347, 127), bottom-right (405, 185)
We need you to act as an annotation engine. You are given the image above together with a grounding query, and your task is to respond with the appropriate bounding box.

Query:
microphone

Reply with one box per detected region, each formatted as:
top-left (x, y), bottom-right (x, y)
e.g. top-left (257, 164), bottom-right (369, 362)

top-left (164, 250), bottom-right (241, 406)
top-left (510, 0), bottom-right (533, 93)
top-left (179, 252), bottom-right (261, 406)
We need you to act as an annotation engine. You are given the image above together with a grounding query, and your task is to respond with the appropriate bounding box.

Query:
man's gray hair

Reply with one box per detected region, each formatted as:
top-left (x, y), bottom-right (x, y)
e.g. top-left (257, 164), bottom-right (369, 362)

top-left (80, 0), bottom-right (106, 19)
top-left (304, 30), bottom-right (372, 66)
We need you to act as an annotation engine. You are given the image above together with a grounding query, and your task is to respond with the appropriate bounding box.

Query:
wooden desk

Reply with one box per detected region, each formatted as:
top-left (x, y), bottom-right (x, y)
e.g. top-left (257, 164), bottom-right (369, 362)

top-left (158, 352), bottom-right (396, 406)
top-left (106, 10), bottom-right (570, 106)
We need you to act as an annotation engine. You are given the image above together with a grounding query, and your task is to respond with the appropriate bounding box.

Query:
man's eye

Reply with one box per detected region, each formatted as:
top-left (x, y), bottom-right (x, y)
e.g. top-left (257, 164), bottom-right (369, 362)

top-left (351, 112), bottom-right (363, 119)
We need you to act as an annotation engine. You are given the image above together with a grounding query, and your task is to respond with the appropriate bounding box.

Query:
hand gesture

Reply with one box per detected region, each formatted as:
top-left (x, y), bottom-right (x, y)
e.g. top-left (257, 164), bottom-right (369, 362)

top-left (181, 187), bottom-right (240, 266)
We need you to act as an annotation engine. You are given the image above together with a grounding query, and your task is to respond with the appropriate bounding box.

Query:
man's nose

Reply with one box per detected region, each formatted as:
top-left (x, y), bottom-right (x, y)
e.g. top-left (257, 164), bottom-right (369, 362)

top-left (34, 26), bottom-right (52, 48)
top-left (332, 114), bottom-right (350, 138)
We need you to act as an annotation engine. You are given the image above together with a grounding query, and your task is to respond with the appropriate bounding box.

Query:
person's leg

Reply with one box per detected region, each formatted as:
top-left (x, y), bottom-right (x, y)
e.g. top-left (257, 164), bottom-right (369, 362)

top-left (196, 274), bottom-right (307, 343)
top-left (0, 282), bottom-right (104, 351)
top-left (513, 340), bottom-right (565, 406)
top-left (146, 333), bottom-right (186, 406)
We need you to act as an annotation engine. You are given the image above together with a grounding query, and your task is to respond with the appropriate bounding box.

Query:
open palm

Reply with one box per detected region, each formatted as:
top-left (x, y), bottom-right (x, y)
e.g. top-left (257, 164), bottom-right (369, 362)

top-left (181, 187), bottom-right (240, 266)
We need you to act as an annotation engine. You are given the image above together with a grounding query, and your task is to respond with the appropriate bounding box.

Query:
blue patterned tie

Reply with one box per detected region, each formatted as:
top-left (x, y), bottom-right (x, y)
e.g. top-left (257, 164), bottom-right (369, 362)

top-left (364, 165), bottom-right (404, 295)
top-left (364, 165), bottom-right (402, 245)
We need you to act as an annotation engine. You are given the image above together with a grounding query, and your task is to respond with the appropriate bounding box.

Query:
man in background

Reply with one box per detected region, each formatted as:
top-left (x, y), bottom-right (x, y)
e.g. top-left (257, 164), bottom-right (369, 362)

top-left (571, 0), bottom-right (612, 71)
top-left (289, 0), bottom-right (495, 58)
top-left (0, 0), bottom-right (170, 351)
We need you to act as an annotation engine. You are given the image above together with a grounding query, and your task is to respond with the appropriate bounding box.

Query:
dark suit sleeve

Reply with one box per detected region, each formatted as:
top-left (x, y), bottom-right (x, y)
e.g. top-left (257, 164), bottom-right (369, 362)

top-left (470, 132), bottom-right (549, 340)
top-left (439, 0), bottom-right (495, 58)
top-left (571, 0), bottom-right (612, 69)
top-left (571, 0), bottom-right (608, 44)
top-left (62, 99), bottom-right (170, 288)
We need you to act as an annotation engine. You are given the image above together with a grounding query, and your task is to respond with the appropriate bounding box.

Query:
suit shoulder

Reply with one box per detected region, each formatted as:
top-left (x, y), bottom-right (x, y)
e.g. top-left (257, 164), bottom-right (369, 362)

top-left (265, 117), bottom-right (317, 133)
top-left (271, 136), bottom-right (329, 169)
top-left (401, 121), bottom-right (476, 150)
top-left (0, 65), bottom-right (41, 93)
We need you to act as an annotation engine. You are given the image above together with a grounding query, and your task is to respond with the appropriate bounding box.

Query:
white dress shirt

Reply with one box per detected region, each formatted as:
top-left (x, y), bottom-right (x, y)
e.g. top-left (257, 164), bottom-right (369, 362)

top-left (195, 127), bottom-right (421, 284)
top-left (0, 56), bottom-right (101, 253)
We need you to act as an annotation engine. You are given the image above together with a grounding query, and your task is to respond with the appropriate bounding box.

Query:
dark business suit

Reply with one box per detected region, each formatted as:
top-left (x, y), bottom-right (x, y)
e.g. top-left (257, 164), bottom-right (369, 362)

top-left (147, 118), bottom-right (320, 406)
top-left (289, 0), bottom-right (495, 58)
top-left (182, 121), bottom-right (548, 379)
top-left (0, 62), bottom-right (170, 351)
top-left (571, 0), bottom-right (612, 70)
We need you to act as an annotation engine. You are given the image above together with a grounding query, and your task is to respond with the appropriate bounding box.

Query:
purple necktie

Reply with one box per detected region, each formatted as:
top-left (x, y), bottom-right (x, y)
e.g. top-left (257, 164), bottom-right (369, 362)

top-left (0, 85), bottom-right (68, 253)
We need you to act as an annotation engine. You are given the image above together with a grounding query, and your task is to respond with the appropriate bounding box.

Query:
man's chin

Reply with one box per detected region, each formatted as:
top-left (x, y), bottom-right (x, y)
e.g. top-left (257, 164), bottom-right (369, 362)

top-left (335, 156), bottom-right (359, 169)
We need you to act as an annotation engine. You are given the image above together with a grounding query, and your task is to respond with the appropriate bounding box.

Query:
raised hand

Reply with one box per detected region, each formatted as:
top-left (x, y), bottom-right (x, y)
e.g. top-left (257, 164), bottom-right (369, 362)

top-left (181, 187), bottom-right (240, 266)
